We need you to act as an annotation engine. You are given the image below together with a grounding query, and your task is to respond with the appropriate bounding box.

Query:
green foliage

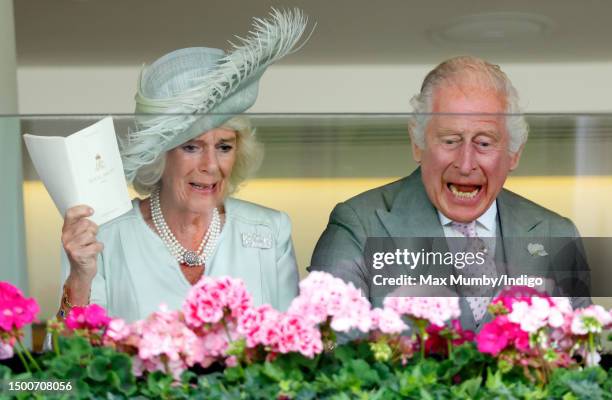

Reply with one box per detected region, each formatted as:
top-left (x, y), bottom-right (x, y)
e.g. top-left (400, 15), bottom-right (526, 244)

top-left (1, 336), bottom-right (610, 399)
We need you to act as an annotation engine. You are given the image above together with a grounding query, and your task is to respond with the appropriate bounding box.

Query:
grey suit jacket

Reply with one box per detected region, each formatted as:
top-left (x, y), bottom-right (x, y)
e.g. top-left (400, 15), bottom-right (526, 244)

top-left (310, 168), bottom-right (591, 332)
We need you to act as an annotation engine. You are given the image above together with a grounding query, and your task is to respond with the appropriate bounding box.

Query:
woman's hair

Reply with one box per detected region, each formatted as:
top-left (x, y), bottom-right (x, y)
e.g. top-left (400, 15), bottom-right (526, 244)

top-left (409, 56), bottom-right (528, 153)
top-left (132, 116), bottom-right (263, 196)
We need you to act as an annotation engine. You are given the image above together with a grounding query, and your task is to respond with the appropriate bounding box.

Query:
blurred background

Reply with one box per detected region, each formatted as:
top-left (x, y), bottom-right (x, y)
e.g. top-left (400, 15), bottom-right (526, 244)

top-left (1, 0), bottom-right (611, 322)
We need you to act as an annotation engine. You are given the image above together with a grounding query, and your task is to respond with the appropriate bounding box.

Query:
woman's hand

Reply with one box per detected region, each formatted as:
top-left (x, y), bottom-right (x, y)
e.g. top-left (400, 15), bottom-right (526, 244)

top-left (61, 205), bottom-right (103, 283)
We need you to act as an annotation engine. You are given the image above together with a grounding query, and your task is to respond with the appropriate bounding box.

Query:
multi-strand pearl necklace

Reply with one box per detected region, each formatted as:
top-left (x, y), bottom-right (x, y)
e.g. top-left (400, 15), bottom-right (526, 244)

top-left (150, 187), bottom-right (221, 267)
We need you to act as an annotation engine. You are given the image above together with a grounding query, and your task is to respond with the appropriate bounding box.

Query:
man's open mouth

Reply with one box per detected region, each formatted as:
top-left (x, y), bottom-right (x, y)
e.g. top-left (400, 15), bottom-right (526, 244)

top-left (448, 183), bottom-right (481, 199)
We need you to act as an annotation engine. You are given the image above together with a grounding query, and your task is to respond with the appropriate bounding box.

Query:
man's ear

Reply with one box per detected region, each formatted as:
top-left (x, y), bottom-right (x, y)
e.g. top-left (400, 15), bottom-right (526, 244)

top-left (409, 130), bottom-right (423, 163)
top-left (509, 144), bottom-right (524, 171)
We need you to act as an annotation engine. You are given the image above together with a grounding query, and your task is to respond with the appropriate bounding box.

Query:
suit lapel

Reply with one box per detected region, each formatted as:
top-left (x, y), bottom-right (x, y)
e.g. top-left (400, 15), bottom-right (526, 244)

top-left (497, 189), bottom-right (551, 279)
top-left (375, 169), bottom-right (445, 239)
top-left (374, 169), bottom-right (453, 286)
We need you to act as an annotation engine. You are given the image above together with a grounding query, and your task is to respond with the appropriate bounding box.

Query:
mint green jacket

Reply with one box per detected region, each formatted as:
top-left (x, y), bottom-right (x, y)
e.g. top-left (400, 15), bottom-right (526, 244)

top-left (61, 198), bottom-right (299, 322)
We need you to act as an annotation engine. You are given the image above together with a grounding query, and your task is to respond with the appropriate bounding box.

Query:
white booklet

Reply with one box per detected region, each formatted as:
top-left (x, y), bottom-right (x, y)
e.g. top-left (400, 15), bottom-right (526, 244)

top-left (23, 116), bottom-right (132, 225)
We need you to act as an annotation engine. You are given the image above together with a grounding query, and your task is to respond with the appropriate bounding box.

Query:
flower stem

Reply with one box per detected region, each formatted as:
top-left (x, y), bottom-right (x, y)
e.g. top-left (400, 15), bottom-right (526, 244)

top-left (587, 332), bottom-right (596, 367)
top-left (222, 319), bottom-right (234, 343)
top-left (14, 345), bottom-right (31, 374)
top-left (414, 319), bottom-right (427, 359)
top-left (53, 333), bottom-right (61, 357)
top-left (16, 337), bottom-right (41, 372)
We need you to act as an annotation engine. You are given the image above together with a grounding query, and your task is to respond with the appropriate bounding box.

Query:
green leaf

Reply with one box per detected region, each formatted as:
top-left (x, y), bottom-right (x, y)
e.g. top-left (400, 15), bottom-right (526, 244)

top-left (119, 380), bottom-right (138, 397)
top-left (60, 336), bottom-right (92, 357)
top-left (497, 358), bottom-right (513, 374)
top-left (455, 376), bottom-right (482, 397)
top-left (263, 362), bottom-right (285, 382)
top-left (48, 357), bottom-right (72, 377)
top-left (144, 371), bottom-right (171, 396)
top-left (419, 387), bottom-right (435, 400)
top-left (109, 353), bottom-right (133, 383)
top-left (74, 378), bottom-right (91, 397)
top-left (485, 367), bottom-right (503, 390)
top-left (347, 359), bottom-right (379, 387)
top-left (0, 365), bottom-right (11, 380)
top-left (334, 344), bottom-right (358, 364)
top-left (223, 365), bottom-right (244, 382)
top-left (86, 356), bottom-right (110, 382)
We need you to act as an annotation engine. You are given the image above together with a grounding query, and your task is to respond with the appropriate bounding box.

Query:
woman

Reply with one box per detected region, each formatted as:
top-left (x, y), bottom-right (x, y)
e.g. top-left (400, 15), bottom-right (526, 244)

top-left (58, 9), bottom-right (309, 322)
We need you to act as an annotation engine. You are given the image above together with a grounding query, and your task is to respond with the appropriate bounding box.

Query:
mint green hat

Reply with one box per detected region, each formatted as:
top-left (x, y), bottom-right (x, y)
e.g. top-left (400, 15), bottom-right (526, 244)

top-left (120, 8), bottom-right (310, 183)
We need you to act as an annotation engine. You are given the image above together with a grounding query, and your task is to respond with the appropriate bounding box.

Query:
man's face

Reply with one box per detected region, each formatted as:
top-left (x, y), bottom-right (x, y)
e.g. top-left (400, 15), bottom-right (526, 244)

top-left (412, 83), bottom-right (523, 223)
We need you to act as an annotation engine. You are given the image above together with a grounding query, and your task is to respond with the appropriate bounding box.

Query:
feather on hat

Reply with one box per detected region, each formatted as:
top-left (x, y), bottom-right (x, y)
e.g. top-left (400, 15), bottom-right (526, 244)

top-left (120, 8), bottom-right (311, 183)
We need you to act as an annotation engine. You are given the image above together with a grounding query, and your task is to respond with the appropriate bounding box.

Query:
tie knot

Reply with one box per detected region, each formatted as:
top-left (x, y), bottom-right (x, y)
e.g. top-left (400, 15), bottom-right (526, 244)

top-left (451, 221), bottom-right (477, 238)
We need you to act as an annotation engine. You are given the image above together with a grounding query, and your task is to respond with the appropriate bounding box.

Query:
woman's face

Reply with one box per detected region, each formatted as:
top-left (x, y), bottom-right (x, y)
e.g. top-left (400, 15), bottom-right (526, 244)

top-left (161, 128), bottom-right (237, 213)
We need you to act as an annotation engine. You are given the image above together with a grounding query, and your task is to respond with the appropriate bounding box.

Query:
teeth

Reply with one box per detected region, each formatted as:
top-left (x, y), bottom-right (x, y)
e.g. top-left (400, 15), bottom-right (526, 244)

top-left (191, 183), bottom-right (214, 189)
top-left (449, 184), bottom-right (479, 199)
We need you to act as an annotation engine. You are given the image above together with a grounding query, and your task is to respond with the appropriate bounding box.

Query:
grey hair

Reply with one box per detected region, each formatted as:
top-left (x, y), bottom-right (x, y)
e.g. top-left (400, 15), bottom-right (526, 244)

top-left (132, 116), bottom-right (263, 196)
top-left (409, 56), bottom-right (528, 153)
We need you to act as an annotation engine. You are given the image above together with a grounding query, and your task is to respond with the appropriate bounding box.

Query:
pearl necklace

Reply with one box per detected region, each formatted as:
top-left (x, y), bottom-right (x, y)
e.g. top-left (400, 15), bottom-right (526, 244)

top-left (150, 187), bottom-right (221, 267)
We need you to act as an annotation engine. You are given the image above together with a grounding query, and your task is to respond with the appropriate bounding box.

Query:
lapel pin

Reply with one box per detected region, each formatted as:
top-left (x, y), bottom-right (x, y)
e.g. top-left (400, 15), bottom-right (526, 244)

top-left (242, 232), bottom-right (272, 249)
top-left (527, 243), bottom-right (548, 257)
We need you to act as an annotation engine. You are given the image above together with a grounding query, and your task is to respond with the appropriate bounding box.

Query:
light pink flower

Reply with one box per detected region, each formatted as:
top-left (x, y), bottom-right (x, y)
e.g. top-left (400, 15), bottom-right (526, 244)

top-left (499, 293), bottom-right (574, 335)
top-left (570, 305), bottom-right (612, 335)
top-left (274, 313), bottom-right (323, 358)
top-left (104, 318), bottom-right (131, 342)
top-left (370, 308), bottom-right (408, 334)
top-left (383, 296), bottom-right (460, 327)
top-left (199, 324), bottom-right (232, 359)
top-left (0, 341), bottom-right (13, 360)
top-left (491, 286), bottom-right (550, 310)
top-left (225, 356), bottom-right (238, 367)
top-left (237, 304), bottom-right (281, 347)
top-left (508, 298), bottom-right (550, 333)
top-left (288, 272), bottom-right (372, 333)
top-left (182, 276), bottom-right (252, 329)
top-left (132, 306), bottom-right (205, 379)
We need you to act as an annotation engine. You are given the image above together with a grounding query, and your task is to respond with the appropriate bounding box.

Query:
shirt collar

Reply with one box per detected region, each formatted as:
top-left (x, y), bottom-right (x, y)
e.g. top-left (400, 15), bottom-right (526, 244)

top-left (438, 201), bottom-right (498, 233)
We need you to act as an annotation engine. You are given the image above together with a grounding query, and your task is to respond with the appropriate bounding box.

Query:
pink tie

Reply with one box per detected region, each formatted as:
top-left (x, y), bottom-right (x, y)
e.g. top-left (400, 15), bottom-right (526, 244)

top-left (450, 221), bottom-right (496, 321)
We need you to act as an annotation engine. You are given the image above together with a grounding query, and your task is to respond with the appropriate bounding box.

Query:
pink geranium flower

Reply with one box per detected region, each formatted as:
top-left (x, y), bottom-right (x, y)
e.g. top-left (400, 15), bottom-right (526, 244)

top-left (506, 296), bottom-right (573, 334)
top-left (103, 318), bottom-right (131, 342)
top-left (237, 304), bottom-right (281, 348)
top-left (183, 276), bottom-right (252, 329)
top-left (491, 286), bottom-right (562, 312)
top-left (0, 281), bottom-right (39, 332)
top-left (133, 306), bottom-right (206, 379)
top-left (274, 313), bottom-right (323, 358)
top-left (370, 308), bottom-right (408, 335)
top-left (478, 288), bottom-right (577, 372)
top-left (288, 272), bottom-right (373, 333)
top-left (65, 304), bottom-right (110, 331)
top-left (199, 324), bottom-right (233, 360)
top-left (0, 282), bottom-right (23, 301)
top-left (476, 316), bottom-right (512, 355)
top-left (570, 305), bottom-right (612, 335)
top-left (0, 341), bottom-right (14, 360)
top-left (383, 296), bottom-right (460, 327)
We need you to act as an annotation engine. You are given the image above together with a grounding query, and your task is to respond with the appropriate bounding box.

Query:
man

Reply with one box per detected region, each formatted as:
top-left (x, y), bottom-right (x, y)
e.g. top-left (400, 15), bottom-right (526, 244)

top-left (310, 56), bottom-right (590, 331)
